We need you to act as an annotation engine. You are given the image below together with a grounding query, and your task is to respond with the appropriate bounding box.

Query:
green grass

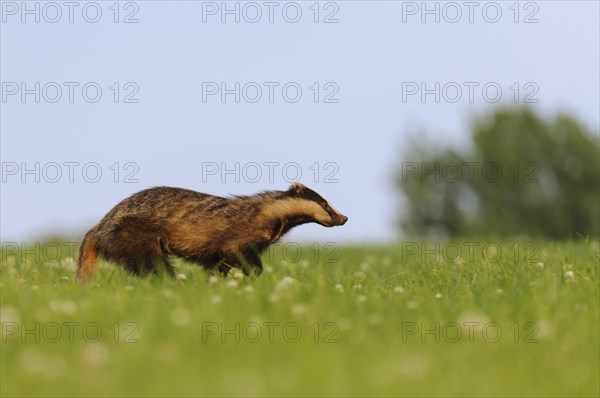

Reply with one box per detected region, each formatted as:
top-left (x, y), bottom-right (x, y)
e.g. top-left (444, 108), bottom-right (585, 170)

top-left (1, 239), bottom-right (599, 397)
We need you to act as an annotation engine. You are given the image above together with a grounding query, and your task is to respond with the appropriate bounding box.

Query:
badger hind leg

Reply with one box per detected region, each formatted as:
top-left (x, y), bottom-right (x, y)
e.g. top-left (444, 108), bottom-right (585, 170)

top-left (137, 255), bottom-right (173, 277)
top-left (116, 253), bottom-right (173, 278)
top-left (101, 230), bottom-right (175, 278)
top-left (154, 238), bottom-right (176, 277)
top-left (136, 238), bottom-right (175, 277)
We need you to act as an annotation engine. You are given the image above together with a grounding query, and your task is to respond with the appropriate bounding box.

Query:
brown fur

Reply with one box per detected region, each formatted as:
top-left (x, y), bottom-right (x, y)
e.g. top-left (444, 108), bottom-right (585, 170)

top-left (76, 183), bottom-right (347, 281)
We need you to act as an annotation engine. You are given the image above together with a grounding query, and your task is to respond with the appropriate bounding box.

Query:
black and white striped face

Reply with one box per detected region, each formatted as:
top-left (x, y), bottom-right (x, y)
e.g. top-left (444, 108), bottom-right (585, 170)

top-left (287, 183), bottom-right (348, 227)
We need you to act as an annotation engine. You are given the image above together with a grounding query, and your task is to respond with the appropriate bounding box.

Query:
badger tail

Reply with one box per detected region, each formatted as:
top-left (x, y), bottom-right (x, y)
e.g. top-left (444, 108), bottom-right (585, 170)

top-left (77, 228), bottom-right (99, 282)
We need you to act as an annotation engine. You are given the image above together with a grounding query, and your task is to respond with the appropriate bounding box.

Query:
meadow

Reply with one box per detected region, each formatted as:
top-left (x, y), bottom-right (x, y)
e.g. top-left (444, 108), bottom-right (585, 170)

top-left (1, 239), bottom-right (598, 397)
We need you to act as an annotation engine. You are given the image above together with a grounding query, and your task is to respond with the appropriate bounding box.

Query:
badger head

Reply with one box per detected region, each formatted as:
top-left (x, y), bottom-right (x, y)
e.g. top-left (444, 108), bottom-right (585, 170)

top-left (287, 182), bottom-right (348, 227)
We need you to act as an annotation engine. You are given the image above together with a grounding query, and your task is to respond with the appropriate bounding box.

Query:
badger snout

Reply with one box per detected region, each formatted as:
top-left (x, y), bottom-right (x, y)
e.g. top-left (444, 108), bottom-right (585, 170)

top-left (321, 214), bottom-right (348, 227)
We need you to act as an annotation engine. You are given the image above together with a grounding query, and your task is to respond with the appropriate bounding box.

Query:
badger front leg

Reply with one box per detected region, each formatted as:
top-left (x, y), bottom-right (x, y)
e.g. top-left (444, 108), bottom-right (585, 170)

top-left (239, 250), bottom-right (263, 278)
top-left (218, 250), bottom-right (263, 278)
top-left (200, 259), bottom-right (230, 277)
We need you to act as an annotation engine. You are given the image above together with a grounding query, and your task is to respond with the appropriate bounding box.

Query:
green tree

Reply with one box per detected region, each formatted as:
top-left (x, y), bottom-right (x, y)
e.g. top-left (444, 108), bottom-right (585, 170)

top-left (397, 108), bottom-right (600, 239)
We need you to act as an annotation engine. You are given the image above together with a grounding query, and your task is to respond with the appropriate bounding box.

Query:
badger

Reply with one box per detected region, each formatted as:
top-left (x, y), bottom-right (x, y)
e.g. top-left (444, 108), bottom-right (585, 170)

top-left (76, 183), bottom-right (348, 281)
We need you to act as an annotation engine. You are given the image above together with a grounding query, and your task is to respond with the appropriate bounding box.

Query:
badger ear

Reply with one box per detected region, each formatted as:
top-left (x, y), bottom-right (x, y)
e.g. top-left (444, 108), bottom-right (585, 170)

top-left (288, 182), bottom-right (305, 196)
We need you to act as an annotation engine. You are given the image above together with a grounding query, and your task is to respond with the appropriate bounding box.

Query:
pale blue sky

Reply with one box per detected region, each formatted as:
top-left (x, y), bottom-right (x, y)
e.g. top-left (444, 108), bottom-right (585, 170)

top-left (1, 1), bottom-right (599, 243)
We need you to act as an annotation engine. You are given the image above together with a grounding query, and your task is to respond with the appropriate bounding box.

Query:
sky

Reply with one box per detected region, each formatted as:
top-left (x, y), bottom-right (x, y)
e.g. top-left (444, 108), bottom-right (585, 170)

top-left (1, 0), bottom-right (599, 244)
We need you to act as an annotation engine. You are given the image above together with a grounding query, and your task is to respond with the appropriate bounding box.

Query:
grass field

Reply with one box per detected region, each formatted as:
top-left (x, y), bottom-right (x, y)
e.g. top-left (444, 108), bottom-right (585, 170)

top-left (1, 239), bottom-right (598, 397)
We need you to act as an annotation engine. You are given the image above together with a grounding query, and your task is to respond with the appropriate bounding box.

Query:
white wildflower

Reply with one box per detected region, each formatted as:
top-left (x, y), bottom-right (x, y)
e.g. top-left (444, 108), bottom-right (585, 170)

top-left (226, 279), bottom-right (239, 288)
top-left (170, 308), bottom-right (191, 326)
top-left (232, 271), bottom-right (244, 280)
top-left (565, 270), bottom-right (575, 283)
top-left (291, 303), bottom-right (307, 314)
top-left (354, 271), bottom-right (367, 280)
top-left (82, 344), bottom-right (110, 366)
top-left (276, 276), bottom-right (296, 291)
top-left (565, 270), bottom-right (574, 279)
top-left (395, 356), bottom-right (429, 378)
top-left (20, 349), bottom-right (47, 374)
top-left (406, 300), bottom-right (419, 310)
top-left (48, 300), bottom-right (77, 315)
top-left (457, 311), bottom-right (490, 331)
top-left (0, 306), bottom-right (20, 325)
top-left (454, 257), bottom-right (466, 265)
top-left (61, 257), bottom-right (76, 269)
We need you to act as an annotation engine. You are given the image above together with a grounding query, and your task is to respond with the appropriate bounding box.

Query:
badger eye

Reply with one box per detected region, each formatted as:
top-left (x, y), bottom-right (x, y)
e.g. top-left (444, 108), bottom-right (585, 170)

top-left (323, 203), bottom-right (330, 211)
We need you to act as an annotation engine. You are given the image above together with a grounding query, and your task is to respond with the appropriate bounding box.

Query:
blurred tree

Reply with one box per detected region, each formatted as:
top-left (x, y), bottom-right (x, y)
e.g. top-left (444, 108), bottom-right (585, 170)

top-left (397, 108), bottom-right (599, 239)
